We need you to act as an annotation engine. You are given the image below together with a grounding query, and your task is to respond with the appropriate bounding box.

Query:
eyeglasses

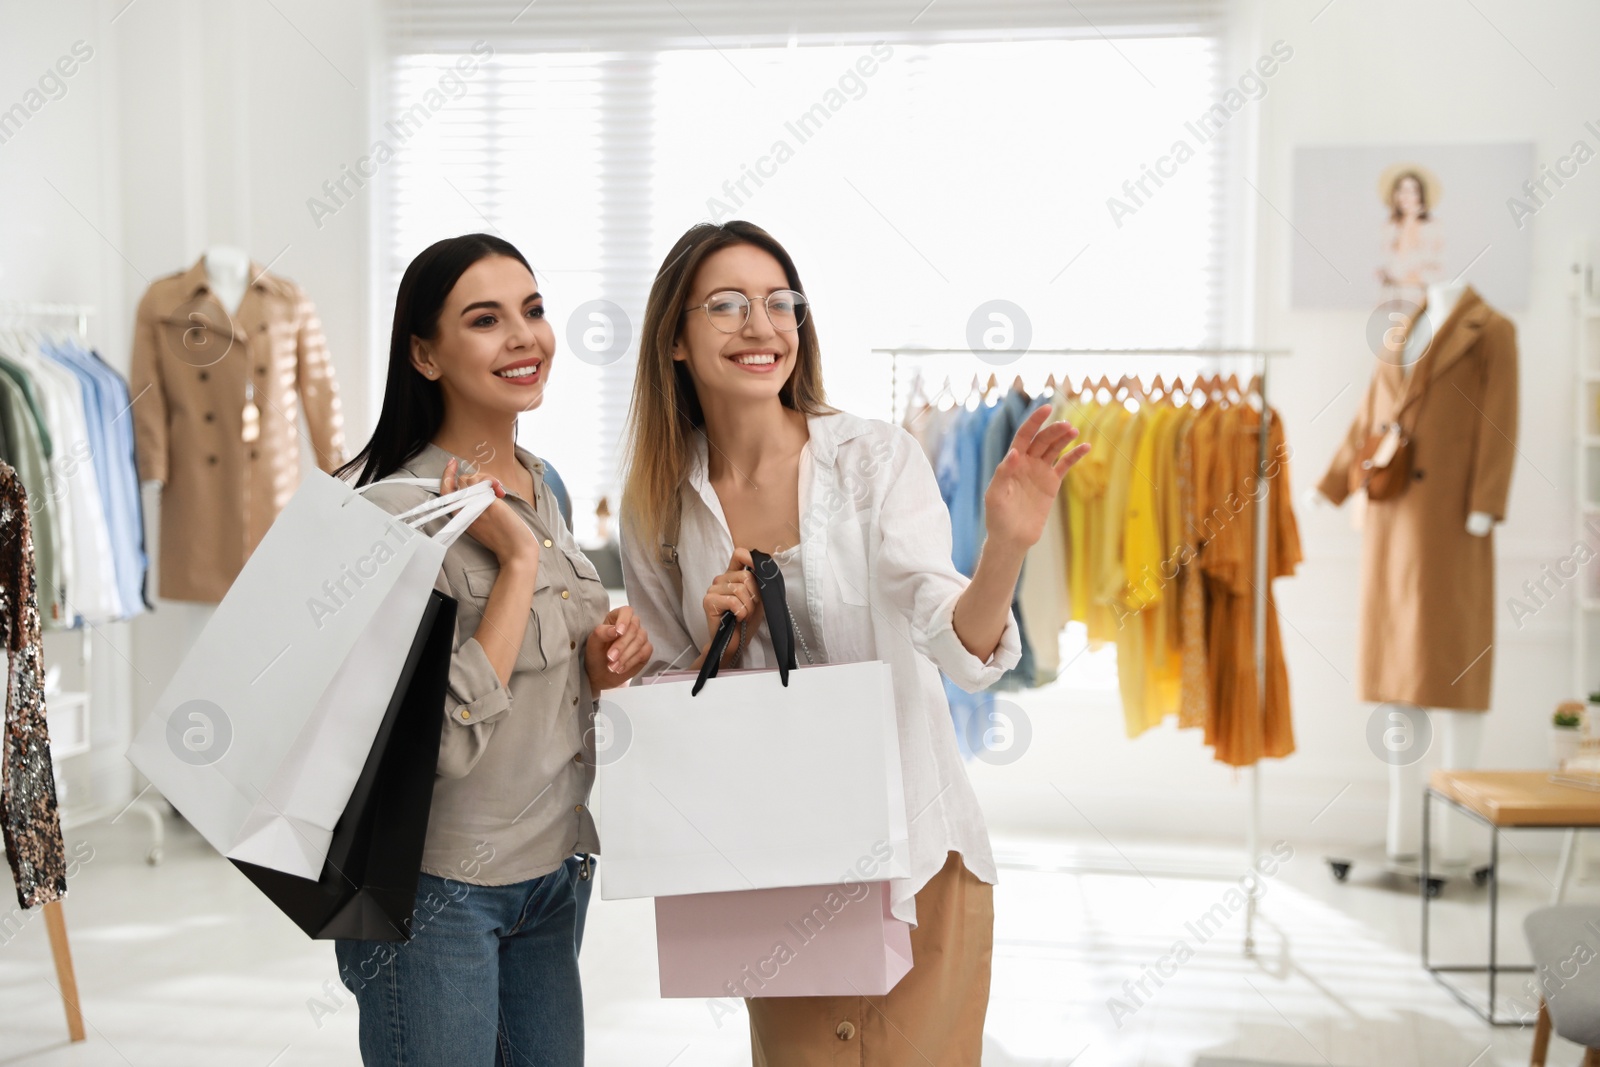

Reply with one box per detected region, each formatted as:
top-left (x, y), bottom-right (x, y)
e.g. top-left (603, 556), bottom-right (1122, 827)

top-left (685, 289), bottom-right (809, 333)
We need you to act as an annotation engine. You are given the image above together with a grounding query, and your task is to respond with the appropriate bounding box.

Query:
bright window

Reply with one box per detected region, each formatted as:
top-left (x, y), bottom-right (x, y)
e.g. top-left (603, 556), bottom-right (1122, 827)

top-left (385, 20), bottom-right (1225, 546)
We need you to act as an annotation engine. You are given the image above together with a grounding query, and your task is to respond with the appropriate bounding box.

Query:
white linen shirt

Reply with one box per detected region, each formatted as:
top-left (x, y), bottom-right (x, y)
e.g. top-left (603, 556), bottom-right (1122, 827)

top-left (619, 409), bottom-right (1022, 926)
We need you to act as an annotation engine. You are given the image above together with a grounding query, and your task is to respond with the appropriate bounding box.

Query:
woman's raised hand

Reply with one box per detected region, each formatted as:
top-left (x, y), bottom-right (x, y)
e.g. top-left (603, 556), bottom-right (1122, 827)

top-left (982, 405), bottom-right (1090, 552)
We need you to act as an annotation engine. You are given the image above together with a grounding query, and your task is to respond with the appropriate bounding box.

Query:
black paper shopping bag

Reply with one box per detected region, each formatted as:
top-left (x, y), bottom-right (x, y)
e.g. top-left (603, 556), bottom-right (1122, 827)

top-left (231, 589), bottom-right (456, 940)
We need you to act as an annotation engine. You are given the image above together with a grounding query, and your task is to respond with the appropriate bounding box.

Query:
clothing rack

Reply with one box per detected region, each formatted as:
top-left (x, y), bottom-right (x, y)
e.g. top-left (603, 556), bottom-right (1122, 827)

top-left (0, 300), bottom-right (163, 828)
top-left (0, 301), bottom-right (95, 337)
top-left (878, 345), bottom-right (1292, 956)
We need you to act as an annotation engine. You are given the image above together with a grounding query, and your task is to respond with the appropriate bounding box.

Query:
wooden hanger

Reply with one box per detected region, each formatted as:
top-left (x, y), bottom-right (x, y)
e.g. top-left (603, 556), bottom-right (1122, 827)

top-left (901, 371), bottom-right (929, 423)
top-left (1224, 373), bottom-right (1241, 404)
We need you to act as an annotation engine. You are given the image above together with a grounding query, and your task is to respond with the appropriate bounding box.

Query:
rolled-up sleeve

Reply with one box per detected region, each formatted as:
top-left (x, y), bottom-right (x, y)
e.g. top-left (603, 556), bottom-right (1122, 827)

top-left (431, 565), bottom-right (512, 779)
top-left (873, 427), bottom-right (1021, 692)
top-left (619, 510), bottom-right (699, 682)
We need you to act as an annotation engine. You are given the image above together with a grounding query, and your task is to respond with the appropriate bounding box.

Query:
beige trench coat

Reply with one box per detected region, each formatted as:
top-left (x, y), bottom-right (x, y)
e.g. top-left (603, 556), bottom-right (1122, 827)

top-left (129, 257), bottom-right (346, 602)
top-left (1317, 287), bottom-right (1517, 711)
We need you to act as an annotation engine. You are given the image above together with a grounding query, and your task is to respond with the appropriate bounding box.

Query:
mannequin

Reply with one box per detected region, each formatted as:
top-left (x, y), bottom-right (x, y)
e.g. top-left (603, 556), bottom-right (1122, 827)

top-left (202, 245), bottom-right (251, 317)
top-left (139, 245), bottom-right (252, 496)
top-left (129, 247), bottom-right (346, 605)
top-left (1311, 279), bottom-right (1499, 865)
top-left (143, 247), bottom-right (250, 641)
top-left (1399, 281), bottom-right (1493, 537)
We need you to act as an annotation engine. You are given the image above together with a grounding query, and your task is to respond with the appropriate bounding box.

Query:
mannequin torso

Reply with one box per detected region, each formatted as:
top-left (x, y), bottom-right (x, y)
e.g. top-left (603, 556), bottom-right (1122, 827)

top-left (141, 248), bottom-right (252, 493)
top-left (203, 245), bottom-right (251, 318)
top-left (1401, 280), bottom-right (1466, 374)
top-left (1312, 279), bottom-right (1493, 535)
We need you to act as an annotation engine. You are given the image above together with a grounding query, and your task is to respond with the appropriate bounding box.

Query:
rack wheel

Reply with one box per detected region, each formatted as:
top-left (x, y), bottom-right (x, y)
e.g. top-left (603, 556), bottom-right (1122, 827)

top-left (1328, 860), bottom-right (1351, 882)
top-left (146, 846), bottom-right (163, 867)
top-left (1473, 865), bottom-right (1493, 888)
top-left (1425, 877), bottom-right (1445, 898)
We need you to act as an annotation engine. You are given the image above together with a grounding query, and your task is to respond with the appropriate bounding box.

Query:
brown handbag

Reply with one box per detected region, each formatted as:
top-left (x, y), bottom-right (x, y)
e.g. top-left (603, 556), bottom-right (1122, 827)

top-left (1349, 334), bottom-right (1432, 502)
top-left (1349, 426), bottom-right (1413, 501)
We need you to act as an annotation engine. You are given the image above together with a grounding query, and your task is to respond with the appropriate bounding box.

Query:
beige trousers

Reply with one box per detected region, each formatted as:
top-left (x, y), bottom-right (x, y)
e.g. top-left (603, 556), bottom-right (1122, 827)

top-left (747, 851), bottom-right (994, 1066)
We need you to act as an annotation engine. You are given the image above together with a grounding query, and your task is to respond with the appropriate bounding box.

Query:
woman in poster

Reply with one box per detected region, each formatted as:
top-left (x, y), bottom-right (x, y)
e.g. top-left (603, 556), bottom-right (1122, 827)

top-left (1376, 163), bottom-right (1444, 306)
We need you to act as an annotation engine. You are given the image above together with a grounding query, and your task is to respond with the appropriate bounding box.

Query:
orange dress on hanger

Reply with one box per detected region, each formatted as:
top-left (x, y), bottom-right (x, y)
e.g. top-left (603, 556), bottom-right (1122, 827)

top-left (1201, 404), bottom-right (1301, 766)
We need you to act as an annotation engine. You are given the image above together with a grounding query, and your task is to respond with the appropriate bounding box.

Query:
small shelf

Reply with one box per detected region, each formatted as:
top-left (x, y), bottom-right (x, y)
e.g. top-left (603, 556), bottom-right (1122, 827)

top-left (46, 690), bottom-right (91, 761)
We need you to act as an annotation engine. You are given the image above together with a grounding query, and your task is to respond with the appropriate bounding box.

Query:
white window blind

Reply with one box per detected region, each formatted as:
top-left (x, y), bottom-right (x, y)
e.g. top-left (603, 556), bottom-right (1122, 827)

top-left (383, 1), bottom-right (1227, 545)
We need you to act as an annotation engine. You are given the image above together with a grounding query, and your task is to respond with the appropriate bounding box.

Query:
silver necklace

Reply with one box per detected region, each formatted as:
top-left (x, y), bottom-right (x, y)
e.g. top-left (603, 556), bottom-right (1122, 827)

top-left (784, 600), bottom-right (814, 665)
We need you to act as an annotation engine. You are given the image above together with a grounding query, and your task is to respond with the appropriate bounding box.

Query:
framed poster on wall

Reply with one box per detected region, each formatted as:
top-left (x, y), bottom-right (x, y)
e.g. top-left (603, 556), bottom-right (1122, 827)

top-left (1290, 142), bottom-right (1535, 310)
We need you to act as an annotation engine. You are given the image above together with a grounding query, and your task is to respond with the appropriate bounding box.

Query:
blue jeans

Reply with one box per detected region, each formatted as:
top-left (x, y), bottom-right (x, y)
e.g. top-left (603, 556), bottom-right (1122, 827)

top-left (335, 856), bottom-right (593, 1066)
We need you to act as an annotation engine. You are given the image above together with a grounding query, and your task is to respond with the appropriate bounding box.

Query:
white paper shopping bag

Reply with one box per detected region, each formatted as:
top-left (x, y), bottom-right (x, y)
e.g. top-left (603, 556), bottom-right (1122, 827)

top-left (128, 472), bottom-right (493, 879)
top-left (594, 659), bottom-right (910, 899)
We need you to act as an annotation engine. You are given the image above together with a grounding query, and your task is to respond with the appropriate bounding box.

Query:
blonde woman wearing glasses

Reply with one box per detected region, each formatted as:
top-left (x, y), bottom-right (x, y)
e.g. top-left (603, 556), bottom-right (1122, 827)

top-left (618, 220), bottom-right (1087, 1064)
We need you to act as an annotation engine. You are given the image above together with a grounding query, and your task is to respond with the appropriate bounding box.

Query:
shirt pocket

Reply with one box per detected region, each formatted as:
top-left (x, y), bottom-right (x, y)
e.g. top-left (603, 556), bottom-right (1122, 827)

top-left (463, 564), bottom-right (550, 672)
top-left (566, 545), bottom-right (606, 586)
top-left (560, 544), bottom-right (610, 650)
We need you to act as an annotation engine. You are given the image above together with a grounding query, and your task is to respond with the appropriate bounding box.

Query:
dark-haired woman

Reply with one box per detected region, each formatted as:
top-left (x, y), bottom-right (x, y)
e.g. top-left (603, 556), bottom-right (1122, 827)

top-left (618, 220), bottom-right (1087, 1065)
top-left (335, 233), bottom-right (653, 1066)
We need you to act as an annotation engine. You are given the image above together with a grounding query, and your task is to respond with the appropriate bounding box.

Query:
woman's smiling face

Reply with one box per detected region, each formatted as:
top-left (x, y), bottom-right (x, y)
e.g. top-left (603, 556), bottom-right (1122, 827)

top-left (672, 243), bottom-right (799, 404)
top-left (414, 253), bottom-right (557, 415)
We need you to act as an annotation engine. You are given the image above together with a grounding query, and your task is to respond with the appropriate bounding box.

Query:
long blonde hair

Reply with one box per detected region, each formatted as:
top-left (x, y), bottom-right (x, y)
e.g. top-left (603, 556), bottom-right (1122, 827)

top-left (621, 220), bottom-right (837, 549)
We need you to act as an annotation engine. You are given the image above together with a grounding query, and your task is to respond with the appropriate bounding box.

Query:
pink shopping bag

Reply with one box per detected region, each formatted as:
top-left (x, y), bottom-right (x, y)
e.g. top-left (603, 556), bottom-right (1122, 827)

top-left (654, 880), bottom-right (913, 998)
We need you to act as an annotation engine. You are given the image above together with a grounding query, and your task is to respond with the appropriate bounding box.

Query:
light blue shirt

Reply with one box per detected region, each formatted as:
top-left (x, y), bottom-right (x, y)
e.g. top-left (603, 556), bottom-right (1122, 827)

top-left (42, 339), bottom-right (149, 619)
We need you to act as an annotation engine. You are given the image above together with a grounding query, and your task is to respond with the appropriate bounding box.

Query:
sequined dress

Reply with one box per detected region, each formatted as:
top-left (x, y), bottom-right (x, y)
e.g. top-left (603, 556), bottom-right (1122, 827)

top-left (1, 459), bottom-right (68, 907)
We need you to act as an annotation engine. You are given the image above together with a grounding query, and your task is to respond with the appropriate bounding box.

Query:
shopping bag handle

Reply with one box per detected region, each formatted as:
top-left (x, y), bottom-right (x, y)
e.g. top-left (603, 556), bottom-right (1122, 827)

top-left (691, 548), bottom-right (797, 696)
top-left (354, 476), bottom-right (497, 549)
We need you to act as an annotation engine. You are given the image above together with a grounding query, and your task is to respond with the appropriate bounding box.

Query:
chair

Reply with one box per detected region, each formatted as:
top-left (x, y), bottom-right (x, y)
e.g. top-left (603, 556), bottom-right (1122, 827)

top-left (1524, 905), bottom-right (1600, 1065)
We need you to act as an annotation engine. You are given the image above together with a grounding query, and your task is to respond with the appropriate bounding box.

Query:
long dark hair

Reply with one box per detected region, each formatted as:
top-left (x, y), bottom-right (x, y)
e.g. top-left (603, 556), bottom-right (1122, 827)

top-left (336, 233), bottom-right (533, 487)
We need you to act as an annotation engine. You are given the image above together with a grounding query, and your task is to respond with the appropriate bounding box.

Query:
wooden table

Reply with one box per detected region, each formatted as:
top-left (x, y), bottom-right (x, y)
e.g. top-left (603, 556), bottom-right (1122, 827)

top-left (1424, 771), bottom-right (1600, 1025)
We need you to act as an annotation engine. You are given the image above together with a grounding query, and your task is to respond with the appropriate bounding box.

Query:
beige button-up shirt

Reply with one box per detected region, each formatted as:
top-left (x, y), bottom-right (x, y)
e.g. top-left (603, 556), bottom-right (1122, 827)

top-left (129, 256), bottom-right (347, 602)
top-left (361, 442), bottom-right (607, 885)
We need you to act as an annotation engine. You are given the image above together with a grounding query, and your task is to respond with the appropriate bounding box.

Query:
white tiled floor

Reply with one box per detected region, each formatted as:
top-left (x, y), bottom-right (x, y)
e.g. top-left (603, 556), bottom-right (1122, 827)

top-left (0, 816), bottom-right (1578, 1065)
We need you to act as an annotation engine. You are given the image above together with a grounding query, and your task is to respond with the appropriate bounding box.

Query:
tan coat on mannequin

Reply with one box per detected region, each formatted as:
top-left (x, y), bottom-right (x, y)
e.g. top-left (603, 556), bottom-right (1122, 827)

top-left (1316, 285), bottom-right (1518, 711)
top-left (129, 255), bottom-right (347, 602)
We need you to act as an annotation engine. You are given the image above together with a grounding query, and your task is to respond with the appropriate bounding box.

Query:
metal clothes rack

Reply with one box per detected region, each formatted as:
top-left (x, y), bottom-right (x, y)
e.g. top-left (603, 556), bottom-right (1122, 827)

top-left (878, 345), bottom-right (1292, 955)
